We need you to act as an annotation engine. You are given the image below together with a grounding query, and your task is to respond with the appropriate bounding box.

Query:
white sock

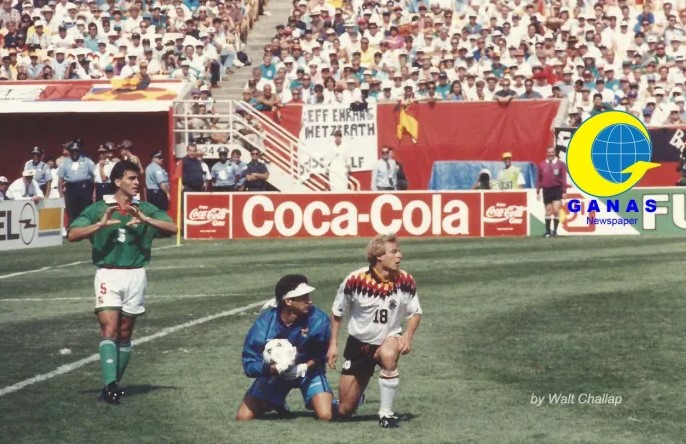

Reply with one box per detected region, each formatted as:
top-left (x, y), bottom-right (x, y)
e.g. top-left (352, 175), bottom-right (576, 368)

top-left (378, 376), bottom-right (399, 417)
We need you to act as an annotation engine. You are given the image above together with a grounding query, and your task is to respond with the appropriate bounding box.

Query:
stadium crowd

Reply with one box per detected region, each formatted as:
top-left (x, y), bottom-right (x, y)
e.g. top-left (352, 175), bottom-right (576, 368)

top-left (0, 0), bottom-right (259, 87)
top-left (3, 0), bottom-right (686, 127)
top-left (225, 0), bottom-right (686, 127)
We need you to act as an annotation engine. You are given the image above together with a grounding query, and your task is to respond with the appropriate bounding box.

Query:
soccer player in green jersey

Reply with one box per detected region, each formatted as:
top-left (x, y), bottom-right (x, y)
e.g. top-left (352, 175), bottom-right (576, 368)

top-left (67, 160), bottom-right (177, 404)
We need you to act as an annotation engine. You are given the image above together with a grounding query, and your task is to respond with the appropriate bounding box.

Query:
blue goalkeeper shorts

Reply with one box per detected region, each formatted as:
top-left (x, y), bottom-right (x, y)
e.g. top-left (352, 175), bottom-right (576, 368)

top-left (245, 367), bottom-right (332, 411)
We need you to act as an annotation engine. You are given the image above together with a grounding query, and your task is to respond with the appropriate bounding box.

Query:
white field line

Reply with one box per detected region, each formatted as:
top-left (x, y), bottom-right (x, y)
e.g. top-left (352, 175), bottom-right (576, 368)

top-left (0, 299), bottom-right (268, 397)
top-left (0, 245), bottom-right (181, 280)
top-left (0, 293), bottom-right (256, 302)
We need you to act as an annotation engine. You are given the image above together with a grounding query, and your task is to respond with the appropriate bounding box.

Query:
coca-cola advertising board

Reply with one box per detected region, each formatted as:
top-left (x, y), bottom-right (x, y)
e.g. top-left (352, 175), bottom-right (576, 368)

top-left (184, 191), bottom-right (530, 239)
top-left (184, 193), bottom-right (231, 239)
top-left (482, 192), bottom-right (529, 236)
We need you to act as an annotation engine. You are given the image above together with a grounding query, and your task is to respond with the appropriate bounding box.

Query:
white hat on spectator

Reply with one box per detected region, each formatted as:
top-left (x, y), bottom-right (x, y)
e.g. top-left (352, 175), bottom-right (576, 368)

top-left (208, 27), bottom-right (216, 33)
top-left (297, 0), bottom-right (307, 5)
top-left (360, 82), bottom-right (370, 90)
top-left (66, 2), bottom-right (77, 9)
top-left (676, 55), bottom-right (685, 62)
top-left (41, 5), bottom-right (52, 12)
top-left (22, 170), bottom-right (36, 177)
top-left (647, 36), bottom-right (658, 43)
top-left (200, 85), bottom-right (210, 92)
top-left (676, 96), bottom-right (685, 103)
top-left (326, 28), bottom-right (336, 34)
top-left (654, 87), bottom-right (665, 95)
top-left (620, 20), bottom-right (629, 27)
top-left (468, 34), bottom-right (479, 40)
top-left (672, 87), bottom-right (683, 95)
top-left (181, 60), bottom-right (191, 67)
top-left (554, 43), bottom-right (566, 52)
top-left (560, 23), bottom-right (571, 32)
top-left (34, 20), bottom-right (45, 27)
top-left (55, 48), bottom-right (66, 54)
top-left (309, 60), bottom-right (319, 66)
top-left (345, 19), bottom-right (355, 27)
top-left (311, 42), bottom-right (321, 49)
top-left (381, 80), bottom-right (392, 89)
top-left (199, 31), bottom-right (209, 39)
top-left (283, 56), bottom-right (295, 63)
top-left (346, 78), bottom-right (356, 84)
top-left (76, 19), bottom-right (85, 25)
top-left (310, 6), bottom-right (321, 15)
top-left (0, 176), bottom-right (8, 183)
top-left (646, 97), bottom-right (656, 104)
top-left (668, 103), bottom-right (680, 113)
top-left (320, 64), bottom-right (330, 70)
top-left (107, 30), bottom-right (118, 37)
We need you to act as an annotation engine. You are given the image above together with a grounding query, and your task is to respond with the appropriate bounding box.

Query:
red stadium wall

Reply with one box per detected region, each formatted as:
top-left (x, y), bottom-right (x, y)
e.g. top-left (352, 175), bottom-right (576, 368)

top-left (0, 112), bottom-right (168, 183)
top-left (278, 101), bottom-right (561, 190)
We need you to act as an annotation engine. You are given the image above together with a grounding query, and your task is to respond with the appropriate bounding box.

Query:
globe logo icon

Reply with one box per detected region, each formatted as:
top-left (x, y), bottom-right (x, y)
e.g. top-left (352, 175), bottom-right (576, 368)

top-left (591, 124), bottom-right (652, 184)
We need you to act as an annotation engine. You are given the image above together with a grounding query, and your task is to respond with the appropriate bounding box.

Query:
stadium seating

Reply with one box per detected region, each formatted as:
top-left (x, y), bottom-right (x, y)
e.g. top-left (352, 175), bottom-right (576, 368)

top-left (220, 0), bottom-right (686, 127)
top-left (0, 0), bottom-right (264, 87)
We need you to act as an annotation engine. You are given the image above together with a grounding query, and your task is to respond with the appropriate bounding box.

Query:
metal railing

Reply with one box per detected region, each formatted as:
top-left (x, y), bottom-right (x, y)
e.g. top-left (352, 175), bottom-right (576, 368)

top-left (171, 100), bottom-right (361, 192)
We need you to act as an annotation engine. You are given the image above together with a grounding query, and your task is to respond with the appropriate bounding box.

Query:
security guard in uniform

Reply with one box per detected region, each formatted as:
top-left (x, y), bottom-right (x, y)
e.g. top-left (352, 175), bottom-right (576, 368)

top-left (58, 141), bottom-right (96, 224)
top-left (145, 150), bottom-right (170, 211)
top-left (94, 145), bottom-right (115, 201)
top-left (24, 147), bottom-right (52, 196)
top-left (211, 147), bottom-right (238, 191)
top-left (231, 148), bottom-right (248, 190)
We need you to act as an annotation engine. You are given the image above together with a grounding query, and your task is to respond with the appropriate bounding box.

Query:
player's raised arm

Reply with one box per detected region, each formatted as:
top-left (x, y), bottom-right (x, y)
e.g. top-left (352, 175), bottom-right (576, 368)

top-left (67, 206), bottom-right (120, 242)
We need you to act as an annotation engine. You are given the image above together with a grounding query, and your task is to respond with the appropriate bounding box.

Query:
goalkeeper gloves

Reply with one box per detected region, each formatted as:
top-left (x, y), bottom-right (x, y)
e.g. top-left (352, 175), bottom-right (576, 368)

top-left (281, 363), bottom-right (308, 380)
top-left (274, 361), bottom-right (292, 375)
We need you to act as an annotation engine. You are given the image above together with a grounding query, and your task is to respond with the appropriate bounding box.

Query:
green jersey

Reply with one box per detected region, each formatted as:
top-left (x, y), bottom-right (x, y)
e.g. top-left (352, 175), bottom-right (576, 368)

top-left (69, 200), bottom-right (173, 268)
top-left (498, 166), bottom-right (523, 190)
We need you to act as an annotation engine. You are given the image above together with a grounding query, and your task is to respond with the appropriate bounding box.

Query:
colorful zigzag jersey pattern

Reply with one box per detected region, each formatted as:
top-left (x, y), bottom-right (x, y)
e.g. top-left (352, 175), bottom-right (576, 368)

top-left (343, 267), bottom-right (416, 300)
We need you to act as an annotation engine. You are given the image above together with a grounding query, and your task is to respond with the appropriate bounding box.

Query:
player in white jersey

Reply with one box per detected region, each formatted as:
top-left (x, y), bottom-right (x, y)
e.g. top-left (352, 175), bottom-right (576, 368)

top-left (328, 233), bottom-right (422, 428)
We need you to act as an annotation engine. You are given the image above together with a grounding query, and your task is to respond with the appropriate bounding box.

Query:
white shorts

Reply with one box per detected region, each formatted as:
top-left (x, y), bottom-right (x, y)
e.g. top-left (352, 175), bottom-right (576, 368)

top-left (94, 268), bottom-right (147, 316)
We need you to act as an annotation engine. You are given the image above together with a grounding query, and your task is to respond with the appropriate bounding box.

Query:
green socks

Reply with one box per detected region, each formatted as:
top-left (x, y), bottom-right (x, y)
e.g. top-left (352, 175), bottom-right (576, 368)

top-left (117, 342), bottom-right (132, 383)
top-left (99, 340), bottom-right (118, 385)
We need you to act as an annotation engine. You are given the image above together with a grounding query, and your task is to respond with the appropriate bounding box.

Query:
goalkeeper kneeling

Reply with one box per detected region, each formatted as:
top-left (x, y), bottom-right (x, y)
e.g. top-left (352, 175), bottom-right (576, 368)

top-left (236, 274), bottom-right (336, 421)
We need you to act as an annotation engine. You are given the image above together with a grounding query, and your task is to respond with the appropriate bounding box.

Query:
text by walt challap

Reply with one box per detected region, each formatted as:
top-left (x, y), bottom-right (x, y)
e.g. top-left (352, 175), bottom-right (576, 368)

top-left (530, 393), bottom-right (622, 406)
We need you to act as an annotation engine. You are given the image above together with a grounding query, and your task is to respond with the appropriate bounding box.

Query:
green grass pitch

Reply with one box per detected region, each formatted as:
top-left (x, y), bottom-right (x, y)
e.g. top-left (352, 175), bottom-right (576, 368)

top-left (0, 236), bottom-right (684, 443)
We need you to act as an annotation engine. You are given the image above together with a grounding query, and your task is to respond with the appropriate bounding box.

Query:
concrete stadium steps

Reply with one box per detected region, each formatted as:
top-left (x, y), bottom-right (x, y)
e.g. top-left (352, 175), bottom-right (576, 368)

top-left (212, 1), bottom-right (294, 111)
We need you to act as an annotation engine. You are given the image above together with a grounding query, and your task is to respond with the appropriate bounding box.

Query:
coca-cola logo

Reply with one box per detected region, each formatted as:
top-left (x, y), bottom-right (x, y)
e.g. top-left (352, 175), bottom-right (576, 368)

top-left (483, 203), bottom-right (525, 224)
top-left (187, 205), bottom-right (230, 226)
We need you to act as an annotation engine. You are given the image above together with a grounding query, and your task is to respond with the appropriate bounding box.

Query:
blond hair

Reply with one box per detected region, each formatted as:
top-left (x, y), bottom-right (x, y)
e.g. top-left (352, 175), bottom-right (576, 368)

top-left (366, 233), bottom-right (398, 265)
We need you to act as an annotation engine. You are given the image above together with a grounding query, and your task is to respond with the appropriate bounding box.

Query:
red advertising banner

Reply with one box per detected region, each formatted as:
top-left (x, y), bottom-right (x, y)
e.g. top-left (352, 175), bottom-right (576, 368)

top-left (231, 192), bottom-right (481, 238)
top-left (482, 192), bottom-right (529, 236)
top-left (184, 193), bottom-right (231, 239)
top-left (184, 191), bottom-right (529, 239)
top-left (278, 101), bottom-right (561, 190)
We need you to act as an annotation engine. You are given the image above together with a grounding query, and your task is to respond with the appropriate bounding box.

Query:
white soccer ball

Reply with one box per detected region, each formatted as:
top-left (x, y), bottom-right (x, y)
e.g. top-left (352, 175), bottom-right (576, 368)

top-left (263, 338), bottom-right (297, 368)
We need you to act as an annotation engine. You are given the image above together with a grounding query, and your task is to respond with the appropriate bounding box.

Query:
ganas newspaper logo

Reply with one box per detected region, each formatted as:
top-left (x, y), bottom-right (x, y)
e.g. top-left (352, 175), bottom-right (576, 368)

top-left (566, 111), bottom-right (659, 226)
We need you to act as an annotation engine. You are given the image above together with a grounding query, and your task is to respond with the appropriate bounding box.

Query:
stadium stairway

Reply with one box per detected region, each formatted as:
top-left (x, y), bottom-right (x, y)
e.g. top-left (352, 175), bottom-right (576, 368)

top-left (212, 1), bottom-right (294, 110)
